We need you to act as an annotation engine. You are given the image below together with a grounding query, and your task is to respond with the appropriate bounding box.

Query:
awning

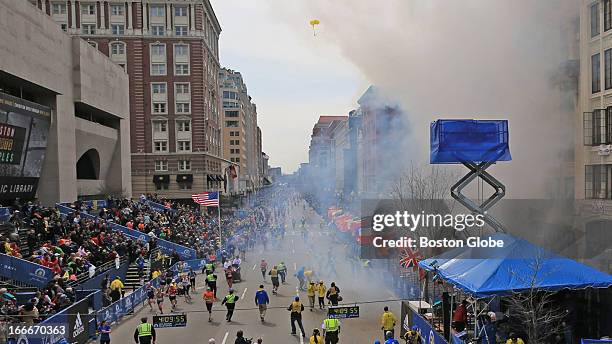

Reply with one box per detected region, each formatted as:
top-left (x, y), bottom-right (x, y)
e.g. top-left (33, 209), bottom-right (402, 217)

top-left (262, 177), bottom-right (272, 185)
top-left (419, 234), bottom-right (612, 298)
top-left (176, 174), bottom-right (193, 183)
top-left (153, 175), bottom-right (170, 184)
top-left (215, 175), bottom-right (223, 181)
top-left (206, 175), bottom-right (213, 182)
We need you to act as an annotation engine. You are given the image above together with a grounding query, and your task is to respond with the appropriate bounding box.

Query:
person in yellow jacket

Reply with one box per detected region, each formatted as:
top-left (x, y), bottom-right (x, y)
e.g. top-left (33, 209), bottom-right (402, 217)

top-left (380, 306), bottom-right (397, 340)
top-left (317, 281), bottom-right (326, 309)
top-left (109, 277), bottom-right (124, 302)
top-left (309, 328), bottom-right (322, 344)
top-left (306, 282), bottom-right (316, 311)
top-left (505, 333), bottom-right (525, 344)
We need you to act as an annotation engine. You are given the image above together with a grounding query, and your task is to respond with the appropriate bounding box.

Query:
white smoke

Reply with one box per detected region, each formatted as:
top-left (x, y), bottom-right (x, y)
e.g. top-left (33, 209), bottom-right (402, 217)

top-left (272, 0), bottom-right (579, 198)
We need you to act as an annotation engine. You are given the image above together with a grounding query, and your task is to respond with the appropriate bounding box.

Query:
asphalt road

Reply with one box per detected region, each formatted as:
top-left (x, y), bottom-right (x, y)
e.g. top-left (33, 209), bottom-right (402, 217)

top-left (107, 200), bottom-right (402, 344)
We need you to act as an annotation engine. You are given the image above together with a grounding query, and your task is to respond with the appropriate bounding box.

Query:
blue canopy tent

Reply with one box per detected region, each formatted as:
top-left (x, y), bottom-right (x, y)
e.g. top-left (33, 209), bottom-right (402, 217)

top-left (418, 234), bottom-right (612, 298)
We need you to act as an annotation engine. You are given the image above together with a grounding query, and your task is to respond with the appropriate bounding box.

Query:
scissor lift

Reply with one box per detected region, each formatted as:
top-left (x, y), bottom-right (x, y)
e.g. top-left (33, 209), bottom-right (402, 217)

top-left (430, 119), bottom-right (512, 233)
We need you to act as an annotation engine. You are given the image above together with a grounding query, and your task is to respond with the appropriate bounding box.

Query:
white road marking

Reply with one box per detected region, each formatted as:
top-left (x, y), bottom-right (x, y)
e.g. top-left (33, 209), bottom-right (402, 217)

top-left (241, 288), bottom-right (248, 299)
top-left (293, 262), bottom-right (297, 271)
top-left (252, 264), bottom-right (257, 271)
top-left (300, 333), bottom-right (304, 344)
top-left (222, 332), bottom-right (229, 344)
top-left (295, 286), bottom-right (299, 297)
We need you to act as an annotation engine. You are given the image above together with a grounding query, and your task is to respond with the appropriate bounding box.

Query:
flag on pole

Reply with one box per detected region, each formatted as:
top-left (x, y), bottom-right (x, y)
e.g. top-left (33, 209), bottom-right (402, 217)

top-left (399, 248), bottom-right (423, 271)
top-left (191, 192), bottom-right (219, 207)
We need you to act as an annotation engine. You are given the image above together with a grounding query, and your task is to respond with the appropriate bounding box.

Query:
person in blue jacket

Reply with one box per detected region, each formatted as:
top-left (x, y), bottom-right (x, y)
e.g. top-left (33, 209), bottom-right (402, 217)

top-left (254, 285), bottom-right (270, 322)
top-left (384, 331), bottom-right (399, 344)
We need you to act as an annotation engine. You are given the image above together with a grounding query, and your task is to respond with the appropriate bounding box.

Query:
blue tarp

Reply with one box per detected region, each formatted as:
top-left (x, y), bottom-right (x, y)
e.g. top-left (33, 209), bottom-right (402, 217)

top-left (419, 234), bottom-right (612, 298)
top-left (430, 119), bottom-right (511, 164)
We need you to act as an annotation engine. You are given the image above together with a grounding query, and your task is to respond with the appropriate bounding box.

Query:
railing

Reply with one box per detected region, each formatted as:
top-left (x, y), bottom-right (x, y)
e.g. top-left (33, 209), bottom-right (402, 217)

top-left (67, 255), bottom-right (129, 287)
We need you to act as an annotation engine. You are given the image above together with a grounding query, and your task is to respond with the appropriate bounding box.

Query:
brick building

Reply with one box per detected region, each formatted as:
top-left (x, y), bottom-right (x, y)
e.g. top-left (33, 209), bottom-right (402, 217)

top-left (31, 0), bottom-right (226, 199)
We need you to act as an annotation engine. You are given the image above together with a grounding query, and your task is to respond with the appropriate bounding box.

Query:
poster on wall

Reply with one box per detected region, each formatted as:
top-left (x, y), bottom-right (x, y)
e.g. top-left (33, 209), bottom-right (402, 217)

top-left (0, 92), bottom-right (51, 200)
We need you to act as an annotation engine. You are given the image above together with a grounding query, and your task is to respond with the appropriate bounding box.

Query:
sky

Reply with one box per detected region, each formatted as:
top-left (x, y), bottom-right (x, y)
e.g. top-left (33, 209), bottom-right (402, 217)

top-left (210, 0), bottom-right (368, 174)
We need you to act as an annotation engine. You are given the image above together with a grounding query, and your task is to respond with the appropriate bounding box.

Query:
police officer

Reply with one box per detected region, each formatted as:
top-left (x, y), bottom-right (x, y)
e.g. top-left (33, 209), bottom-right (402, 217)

top-left (322, 316), bottom-right (340, 344)
top-left (204, 261), bottom-right (215, 276)
top-left (206, 271), bottom-right (218, 299)
top-left (287, 296), bottom-right (306, 337)
top-left (221, 288), bottom-right (239, 322)
top-left (133, 317), bottom-right (156, 344)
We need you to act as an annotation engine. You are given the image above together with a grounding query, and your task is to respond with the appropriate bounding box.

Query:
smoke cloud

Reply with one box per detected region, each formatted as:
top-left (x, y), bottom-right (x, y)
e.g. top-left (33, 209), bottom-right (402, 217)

top-left (275, 0), bottom-right (579, 198)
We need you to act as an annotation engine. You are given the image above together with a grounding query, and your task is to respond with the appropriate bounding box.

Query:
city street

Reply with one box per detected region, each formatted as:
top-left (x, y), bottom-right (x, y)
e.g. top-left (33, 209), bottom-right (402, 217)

top-left (109, 200), bottom-right (401, 344)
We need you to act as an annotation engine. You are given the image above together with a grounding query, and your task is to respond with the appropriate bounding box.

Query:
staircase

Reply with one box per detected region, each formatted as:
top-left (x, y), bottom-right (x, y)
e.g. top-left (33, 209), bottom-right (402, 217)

top-left (123, 249), bottom-right (158, 290)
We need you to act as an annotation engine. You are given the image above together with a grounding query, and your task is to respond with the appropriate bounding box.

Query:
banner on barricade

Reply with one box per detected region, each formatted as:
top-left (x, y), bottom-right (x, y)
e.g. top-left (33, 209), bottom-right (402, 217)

top-left (0, 253), bottom-right (53, 288)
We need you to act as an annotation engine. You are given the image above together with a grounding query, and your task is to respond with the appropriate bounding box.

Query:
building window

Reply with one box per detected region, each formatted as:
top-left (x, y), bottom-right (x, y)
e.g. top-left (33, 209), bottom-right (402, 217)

top-left (593, 53), bottom-right (601, 94)
top-left (230, 148), bottom-right (240, 154)
top-left (178, 160), bottom-right (191, 171)
top-left (111, 24), bottom-right (125, 35)
top-left (606, 49), bottom-right (612, 90)
top-left (177, 140), bottom-right (191, 152)
top-left (151, 44), bottom-right (166, 57)
top-left (584, 109), bottom-right (612, 145)
top-left (52, 3), bottom-right (67, 15)
top-left (223, 91), bottom-right (238, 100)
top-left (223, 101), bottom-right (239, 108)
top-left (175, 6), bottom-right (188, 17)
top-left (176, 102), bottom-right (191, 114)
top-left (154, 140), bottom-right (168, 152)
top-left (150, 5), bottom-right (165, 17)
top-left (151, 83), bottom-right (167, 95)
top-left (110, 42), bottom-right (125, 55)
top-left (606, 0), bottom-right (612, 32)
top-left (175, 83), bottom-right (190, 95)
top-left (225, 110), bottom-right (239, 118)
top-left (230, 131), bottom-right (239, 137)
top-left (151, 25), bottom-right (165, 36)
top-left (152, 102), bottom-right (167, 114)
top-left (151, 63), bottom-right (167, 76)
top-left (153, 120), bottom-right (167, 133)
top-left (81, 3), bottom-right (95, 15)
top-left (155, 160), bottom-right (168, 172)
top-left (226, 121), bottom-right (239, 128)
top-left (585, 165), bottom-right (612, 199)
top-left (82, 24), bottom-right (96, 35)
top-left (175, 44), bottom-right (189, 57)
top-left (175, 63), bottom-right (190, 75)
top-left (155, 183), bottom-right (168, 191)
top-left (177, 120), bottom-right (191, 132)
top-left (111, 4), bottom-right (124, 16)
top-left (175, 26), bottom-right (188, 36)
top-left (592, 2), bottom-right (601, 37)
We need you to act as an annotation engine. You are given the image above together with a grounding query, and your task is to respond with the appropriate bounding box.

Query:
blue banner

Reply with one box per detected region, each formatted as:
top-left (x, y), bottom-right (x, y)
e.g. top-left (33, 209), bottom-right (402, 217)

top-left (146, 200), bottom-right (176, 214)
top-left (172, 258), bottom-right (208, 273)
top-left (411, 308), bottom-right (448, 344)
top-left (0, 253), bottom-right (53, 288)
top-left (582, 340), bottom-right (612, 344)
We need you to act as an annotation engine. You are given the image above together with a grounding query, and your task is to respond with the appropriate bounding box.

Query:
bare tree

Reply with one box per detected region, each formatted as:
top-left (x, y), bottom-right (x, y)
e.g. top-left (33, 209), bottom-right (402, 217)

top-left (506, 254), bottom-right (567, 343)
top-left (389, 163), bottom-right (459, 243)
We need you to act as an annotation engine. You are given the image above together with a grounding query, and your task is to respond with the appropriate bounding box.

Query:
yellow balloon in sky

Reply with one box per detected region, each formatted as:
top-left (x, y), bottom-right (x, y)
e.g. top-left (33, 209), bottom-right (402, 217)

top-left (309, 19), bottom-right (320, 36)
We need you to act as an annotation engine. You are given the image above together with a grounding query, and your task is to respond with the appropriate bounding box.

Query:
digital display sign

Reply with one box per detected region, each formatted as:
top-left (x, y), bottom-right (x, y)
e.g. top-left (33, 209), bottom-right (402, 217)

top-left (327, 306), bottom-right (360, 319)
top-left (0, 92), bottom-right (51, 200)
top-left (0, 123), bottom-right (26, 164)
top-left (153, 314), bottom-right (187, 328)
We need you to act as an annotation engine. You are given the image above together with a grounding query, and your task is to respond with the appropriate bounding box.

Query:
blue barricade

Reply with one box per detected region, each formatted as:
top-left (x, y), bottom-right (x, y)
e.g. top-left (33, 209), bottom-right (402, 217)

top-left (0, 253), bottom-right (53, 288)
top-left (409, 308), bottom-right (448, 344)
top-left (0, 207), bottom-right (11, 222)
top-left (145, 199), bottom-right (177, 214)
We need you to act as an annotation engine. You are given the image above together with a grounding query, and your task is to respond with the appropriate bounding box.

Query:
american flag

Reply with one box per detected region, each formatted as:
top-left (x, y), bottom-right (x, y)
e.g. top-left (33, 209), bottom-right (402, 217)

top-left (399, 248), bottom-right (423, 271)
top-left (191, 192), bottom-right (219, 207)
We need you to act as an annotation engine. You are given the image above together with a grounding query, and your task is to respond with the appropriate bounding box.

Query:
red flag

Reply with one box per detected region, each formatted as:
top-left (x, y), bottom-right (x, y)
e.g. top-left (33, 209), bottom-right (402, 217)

top-left (399, 248), bottom-right (423, 271)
